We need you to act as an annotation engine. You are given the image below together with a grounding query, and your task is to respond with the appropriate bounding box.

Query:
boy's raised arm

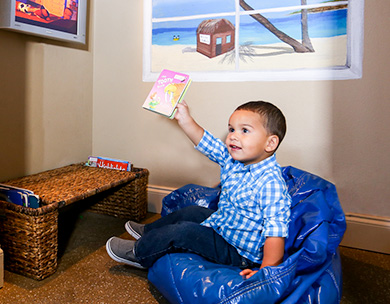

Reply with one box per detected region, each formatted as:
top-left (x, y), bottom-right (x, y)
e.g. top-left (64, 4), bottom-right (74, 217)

top-left (174, 101), bottom-right (204, 146)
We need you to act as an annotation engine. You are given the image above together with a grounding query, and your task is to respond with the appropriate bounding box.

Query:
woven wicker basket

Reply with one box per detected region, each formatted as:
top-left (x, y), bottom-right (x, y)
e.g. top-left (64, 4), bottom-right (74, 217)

top-left (0, 163), bottom-right (149, 280)
top-left (88, 168), bottom-right (149, 220)
top-left (0, 201), bottom-right (60, 280)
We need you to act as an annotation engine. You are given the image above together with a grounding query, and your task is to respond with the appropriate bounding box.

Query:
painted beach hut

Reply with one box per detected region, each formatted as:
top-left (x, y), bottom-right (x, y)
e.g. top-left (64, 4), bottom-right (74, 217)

top-left (196, 19), bottom-right (235, 58)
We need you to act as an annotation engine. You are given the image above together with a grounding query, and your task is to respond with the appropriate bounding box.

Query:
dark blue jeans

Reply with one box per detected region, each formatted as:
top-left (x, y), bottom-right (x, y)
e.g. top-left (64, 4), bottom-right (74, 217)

top-left (134, 205), bottom-right (260, 269)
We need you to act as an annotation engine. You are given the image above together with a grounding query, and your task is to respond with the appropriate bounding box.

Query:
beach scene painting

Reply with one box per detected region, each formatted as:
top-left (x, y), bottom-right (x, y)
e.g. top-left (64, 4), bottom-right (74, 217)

top-left (143, 0), bottom-right (364, 81)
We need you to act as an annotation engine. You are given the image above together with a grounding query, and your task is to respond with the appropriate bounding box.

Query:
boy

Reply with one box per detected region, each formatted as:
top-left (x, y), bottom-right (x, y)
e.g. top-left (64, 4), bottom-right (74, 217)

top-left (106, 100), bottom-right (291, 279)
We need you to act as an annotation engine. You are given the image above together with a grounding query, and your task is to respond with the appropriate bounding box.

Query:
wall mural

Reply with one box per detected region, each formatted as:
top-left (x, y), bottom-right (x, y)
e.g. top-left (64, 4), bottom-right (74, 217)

top-left (143, 0), bottom-right (364, 81)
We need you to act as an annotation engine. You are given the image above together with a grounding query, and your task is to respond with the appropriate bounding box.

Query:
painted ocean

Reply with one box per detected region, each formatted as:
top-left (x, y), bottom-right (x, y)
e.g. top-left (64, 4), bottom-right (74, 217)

top-left (152, 9), bottom-right (347, 46)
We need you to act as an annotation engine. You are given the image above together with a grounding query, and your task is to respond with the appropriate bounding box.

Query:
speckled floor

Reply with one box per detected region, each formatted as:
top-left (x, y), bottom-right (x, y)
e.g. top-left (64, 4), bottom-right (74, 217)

top-left (0, 204), bottom-right (169, 304)
top-left (340, 246), bottom-right (390, 304)
top-left (0, 205), bottom-right (389, 304)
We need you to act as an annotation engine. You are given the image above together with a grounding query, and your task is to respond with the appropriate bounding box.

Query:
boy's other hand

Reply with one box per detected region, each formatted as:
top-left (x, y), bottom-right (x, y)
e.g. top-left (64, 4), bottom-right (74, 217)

top-left (240, 269), bottom-right (258, 279)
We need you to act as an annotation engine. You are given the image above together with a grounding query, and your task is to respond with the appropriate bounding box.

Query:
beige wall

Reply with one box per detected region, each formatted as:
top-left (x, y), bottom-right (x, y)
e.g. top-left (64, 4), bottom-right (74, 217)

top-left (92, 1), bottom-right (333, 184)
top-left (0, 21), bottom-right (93, 180)
top-left (332, 1), bottom-right (390, 216)
top-left (0, 31), bottom-right (27, 180)
top-left (93, 0), bottom-right (390, 217)
top-left (0, 0), bottom-right (389, 219)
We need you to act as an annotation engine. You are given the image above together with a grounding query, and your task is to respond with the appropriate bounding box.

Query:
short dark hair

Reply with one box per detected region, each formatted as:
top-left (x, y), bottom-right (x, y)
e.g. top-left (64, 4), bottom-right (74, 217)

top-left (235, 101), bottom-right (287, 150)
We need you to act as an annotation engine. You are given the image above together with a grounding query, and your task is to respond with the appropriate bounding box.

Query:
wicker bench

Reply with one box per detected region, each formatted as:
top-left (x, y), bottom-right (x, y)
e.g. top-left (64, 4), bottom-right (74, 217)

top-left (0, 163), bottom-right (149, 280)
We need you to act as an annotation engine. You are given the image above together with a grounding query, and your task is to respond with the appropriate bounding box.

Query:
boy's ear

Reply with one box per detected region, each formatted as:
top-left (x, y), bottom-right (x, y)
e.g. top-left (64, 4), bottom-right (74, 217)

top-left (265, 135), bottom-right (279, 153)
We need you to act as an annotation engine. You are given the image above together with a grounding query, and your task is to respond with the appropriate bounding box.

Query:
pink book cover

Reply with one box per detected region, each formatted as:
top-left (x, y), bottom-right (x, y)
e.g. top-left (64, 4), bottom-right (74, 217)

top-left (142, 69), bottom-right (192, 118)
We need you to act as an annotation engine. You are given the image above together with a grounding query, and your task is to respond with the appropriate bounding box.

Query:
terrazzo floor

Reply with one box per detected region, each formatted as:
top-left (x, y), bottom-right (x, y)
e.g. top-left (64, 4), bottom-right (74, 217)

top-left (0, 204), bottom-right (389, 303)
top-left (0, 204), bottom-right (169, 304)
top-left (339, 246), bottom-right (390, 303)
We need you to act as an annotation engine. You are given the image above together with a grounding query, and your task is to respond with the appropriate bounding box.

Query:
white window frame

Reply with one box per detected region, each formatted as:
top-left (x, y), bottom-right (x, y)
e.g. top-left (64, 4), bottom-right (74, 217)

top-left (143, 0), bottom-right (364, 82)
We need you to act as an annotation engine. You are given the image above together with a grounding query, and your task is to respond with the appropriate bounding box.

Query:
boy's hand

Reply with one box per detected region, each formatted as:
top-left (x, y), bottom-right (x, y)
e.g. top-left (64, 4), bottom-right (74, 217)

top-left (240, 269), bottom-right (258, 279)
top-left (174, 101), bottom-right (191, 126)
top-left (174, 101), bottom-right (204, 146)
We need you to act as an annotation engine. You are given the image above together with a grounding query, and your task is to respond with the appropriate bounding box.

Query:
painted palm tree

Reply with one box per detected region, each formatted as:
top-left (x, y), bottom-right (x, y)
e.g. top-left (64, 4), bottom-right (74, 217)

top-left (239, 0), bottom-right (315, 53)
top-left (301, 0), bottom-right (315, 52)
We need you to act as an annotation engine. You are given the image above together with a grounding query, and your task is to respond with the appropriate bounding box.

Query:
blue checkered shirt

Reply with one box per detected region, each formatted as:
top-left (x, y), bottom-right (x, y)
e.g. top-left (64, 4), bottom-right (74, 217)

top-left (195, 130), bottom-right (291, 263)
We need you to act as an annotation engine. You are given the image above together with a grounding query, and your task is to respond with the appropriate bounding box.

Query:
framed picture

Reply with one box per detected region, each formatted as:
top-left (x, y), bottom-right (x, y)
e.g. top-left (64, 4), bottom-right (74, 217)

top-left (143, 0), bottom-right (364, 82)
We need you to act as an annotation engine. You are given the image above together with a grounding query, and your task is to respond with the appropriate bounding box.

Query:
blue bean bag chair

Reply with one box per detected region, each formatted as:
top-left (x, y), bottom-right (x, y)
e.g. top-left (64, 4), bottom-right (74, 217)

top-left (148, 166), bottom-right (346, 304)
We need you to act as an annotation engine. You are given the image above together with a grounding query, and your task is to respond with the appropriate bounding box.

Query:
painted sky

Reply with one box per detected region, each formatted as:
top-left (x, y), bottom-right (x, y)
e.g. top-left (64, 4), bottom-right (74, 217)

top-left (152, 0), bottom-right (337, 18)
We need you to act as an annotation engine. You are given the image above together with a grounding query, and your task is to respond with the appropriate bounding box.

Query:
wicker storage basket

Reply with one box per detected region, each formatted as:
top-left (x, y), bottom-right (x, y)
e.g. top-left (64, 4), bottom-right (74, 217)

top-left (0, 163), bottom-right (149, 280)
top-left (0, 201), bottom-right (60, 280)
top-left (88, 168), bottom-right (148, 220)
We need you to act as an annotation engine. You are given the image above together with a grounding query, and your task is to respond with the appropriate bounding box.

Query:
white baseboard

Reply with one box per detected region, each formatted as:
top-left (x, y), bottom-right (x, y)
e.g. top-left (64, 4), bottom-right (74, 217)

top-left (147, 185), bottom-right (177, 214)
top-left (341, 213), bottom-right (390, 254)
top-left (147, 187), bottom-right (390, 254)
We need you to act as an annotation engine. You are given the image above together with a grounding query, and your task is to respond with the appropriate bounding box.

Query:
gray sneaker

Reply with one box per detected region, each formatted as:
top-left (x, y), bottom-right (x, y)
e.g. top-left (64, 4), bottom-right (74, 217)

top-left (106, 237), bottom-right (146, 269)
top-left (125, 221), bottom-right (145, 240)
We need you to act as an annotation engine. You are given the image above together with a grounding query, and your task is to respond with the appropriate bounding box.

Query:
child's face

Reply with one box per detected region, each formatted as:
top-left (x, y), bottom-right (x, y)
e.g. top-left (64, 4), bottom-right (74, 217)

top-left (225, 110), bottom-right (278, 165)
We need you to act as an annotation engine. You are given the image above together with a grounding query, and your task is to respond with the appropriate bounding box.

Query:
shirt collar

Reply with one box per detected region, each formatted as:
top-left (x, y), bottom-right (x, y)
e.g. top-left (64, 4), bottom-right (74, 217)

top-left (231, 154), bottom-right (278, 175)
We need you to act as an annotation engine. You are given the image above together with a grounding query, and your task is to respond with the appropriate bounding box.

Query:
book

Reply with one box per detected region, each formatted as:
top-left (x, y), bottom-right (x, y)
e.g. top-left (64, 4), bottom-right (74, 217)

top-left (142, 69), bottom-right (192, 119)
top-left (85, 156), bottom-right (131, 171)
top-left (0, 184), bottom-right (40, 208)
top-left (0, 187), bottom-right (27, 207)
